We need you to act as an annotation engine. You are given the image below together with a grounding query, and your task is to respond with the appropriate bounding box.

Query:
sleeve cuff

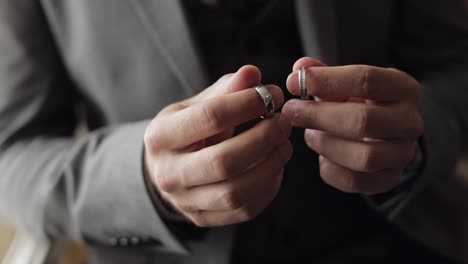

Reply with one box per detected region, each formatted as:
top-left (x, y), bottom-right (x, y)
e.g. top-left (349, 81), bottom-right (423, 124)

top-left (143, 159), bottom-right (209, 242)
top-left (77, 120), bottom-right (188, 254)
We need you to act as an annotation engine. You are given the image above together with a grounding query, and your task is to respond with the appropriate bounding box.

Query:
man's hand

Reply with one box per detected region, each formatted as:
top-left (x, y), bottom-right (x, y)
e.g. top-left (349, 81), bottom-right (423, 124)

top-left (144, 65), bottom-right (292, 227)
top-left (283, 57), bottom-right (424, 194)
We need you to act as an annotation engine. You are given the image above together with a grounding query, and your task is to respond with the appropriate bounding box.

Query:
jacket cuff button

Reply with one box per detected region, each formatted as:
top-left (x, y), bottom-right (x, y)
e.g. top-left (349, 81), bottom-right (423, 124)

top-left (109, 237), bottom-right (118, 246)
top-left (119, 238), bottom-right (128, 246)
top-left (130, 237), bottom-right (140, 245)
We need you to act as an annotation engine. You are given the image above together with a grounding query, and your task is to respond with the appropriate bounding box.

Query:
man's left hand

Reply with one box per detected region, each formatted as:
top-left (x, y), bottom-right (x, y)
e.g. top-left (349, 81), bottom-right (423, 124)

top-left (282, 57), bottom-right (424, 194)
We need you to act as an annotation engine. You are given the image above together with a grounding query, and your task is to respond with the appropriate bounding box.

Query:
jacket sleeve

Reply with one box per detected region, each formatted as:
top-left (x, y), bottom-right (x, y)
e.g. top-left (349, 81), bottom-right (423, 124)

top-left (0, 1), bottom-right (187, 254)
top-left (375, 0), bottom-right (468, 258)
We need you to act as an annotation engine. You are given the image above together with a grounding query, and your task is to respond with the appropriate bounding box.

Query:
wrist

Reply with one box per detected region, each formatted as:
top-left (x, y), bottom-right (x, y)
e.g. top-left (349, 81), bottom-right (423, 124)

top-left (143, 148), bottom-right (187, 222)
top-left (142, 148), bottom-right (209, 242)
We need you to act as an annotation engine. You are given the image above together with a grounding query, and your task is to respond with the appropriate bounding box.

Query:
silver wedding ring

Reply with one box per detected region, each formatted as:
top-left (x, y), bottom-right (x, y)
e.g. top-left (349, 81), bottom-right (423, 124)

top-left (255, 85), bottom-right (275, 118)
top-left (299, 67), bottom-right (309, 100)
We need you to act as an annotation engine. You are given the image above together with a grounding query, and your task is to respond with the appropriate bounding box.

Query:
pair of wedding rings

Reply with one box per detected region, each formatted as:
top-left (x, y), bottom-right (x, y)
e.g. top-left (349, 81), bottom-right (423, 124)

top-left (255, 67), bottom-right (309, 118)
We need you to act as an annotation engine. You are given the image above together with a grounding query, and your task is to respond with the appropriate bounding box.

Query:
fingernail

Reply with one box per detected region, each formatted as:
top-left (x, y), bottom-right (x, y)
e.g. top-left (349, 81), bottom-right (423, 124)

top-left (278, 115), bottom-right (292, 136)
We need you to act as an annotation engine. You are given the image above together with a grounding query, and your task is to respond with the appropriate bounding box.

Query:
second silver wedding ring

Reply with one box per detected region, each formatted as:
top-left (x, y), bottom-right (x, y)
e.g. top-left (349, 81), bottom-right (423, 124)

top-left (299, 67), bottom-right (309, 100)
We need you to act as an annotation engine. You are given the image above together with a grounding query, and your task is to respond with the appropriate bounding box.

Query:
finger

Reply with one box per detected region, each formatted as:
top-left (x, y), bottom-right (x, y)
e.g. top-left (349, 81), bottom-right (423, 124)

top-left (292, 57), bottom-right (327, 72)
top-left (199, 65), bottom-right (263, 100)
top-left (151, 85), bottom-right (284, 149)
top-left (178, 114), bottom-right (291, 187)
top-left (282, 100), bottom-right (423, 140)
top-left (163, 65), bottom-right (263, 114)
top-left (290, 57), bottom-right (350, 102)
top-left (305, 130), bottom-right (416, 173)
top-left (176, 141), bottom-right (291, 212)
top-left (199, 66), bottom-right (263, 147)
top-left (185, 167), bottom-right (284, 227)
top-left (319, 156), bottom-right (402, 194)
top-left (286, 65), bottom-right (420, 101)
top-left (188, 187), bottom-right (280, 227)
top-left (204, 128), bottom-right (235, 147)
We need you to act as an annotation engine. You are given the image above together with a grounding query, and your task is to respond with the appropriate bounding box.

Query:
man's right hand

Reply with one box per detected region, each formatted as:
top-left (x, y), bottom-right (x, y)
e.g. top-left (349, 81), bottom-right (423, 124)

top-left (144, 65), bottom-right (292, 227)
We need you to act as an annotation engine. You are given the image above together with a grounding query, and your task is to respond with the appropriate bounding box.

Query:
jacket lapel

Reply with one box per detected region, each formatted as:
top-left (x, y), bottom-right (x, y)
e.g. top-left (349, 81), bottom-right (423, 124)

top-left (129, 0), bottom-right (394, 95)
top-left (129, 0), bottom-right (208, 96)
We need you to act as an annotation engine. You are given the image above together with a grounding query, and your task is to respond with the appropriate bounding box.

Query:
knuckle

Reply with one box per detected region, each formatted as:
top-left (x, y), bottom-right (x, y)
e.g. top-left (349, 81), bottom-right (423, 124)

top-left (319, 169), bottom-right (332, 186)
top-left (319, 160), bottom-right (335, 185)
top-left (220, 190), bottom-right (243, 210)
top-left (342, 174), bottom-right (362, 193)
top-left (174, 200), bottom-right (195, 213)
top-left (154, 172), bottom-right (177, 193)
top-left (143, 130), bottom-right (153, 149)
top-left (357, 146), bottom-right (379, 172)
top-left (190, 212), bottom-right (209, 227)
top-left (236, 206), bottom-right (259, 222)
top-left (199, 105), bottom-right (223, 132)
top-left (144, 126), bottom-right (163, 153)
top-left (358, 65), bottom-right (373, 96)
top-left (211, 152), bottom-right (233, 180)
top-left (351, 106), bottom-right (371, 137)
top-left (319, 164), bottom-right (361, 193)
top-left (319, 160), bottom-right (329, 178)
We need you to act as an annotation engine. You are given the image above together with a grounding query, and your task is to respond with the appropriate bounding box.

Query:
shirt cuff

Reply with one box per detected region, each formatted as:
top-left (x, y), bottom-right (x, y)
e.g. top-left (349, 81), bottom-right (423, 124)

top-left (363, 138), bottom-right (426, 218)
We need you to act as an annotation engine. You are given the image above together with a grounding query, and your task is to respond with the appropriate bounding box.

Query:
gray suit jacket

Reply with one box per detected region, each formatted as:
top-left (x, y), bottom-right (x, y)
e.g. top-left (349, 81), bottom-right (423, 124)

top-left (0, 0), bottom-right (467, 263)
